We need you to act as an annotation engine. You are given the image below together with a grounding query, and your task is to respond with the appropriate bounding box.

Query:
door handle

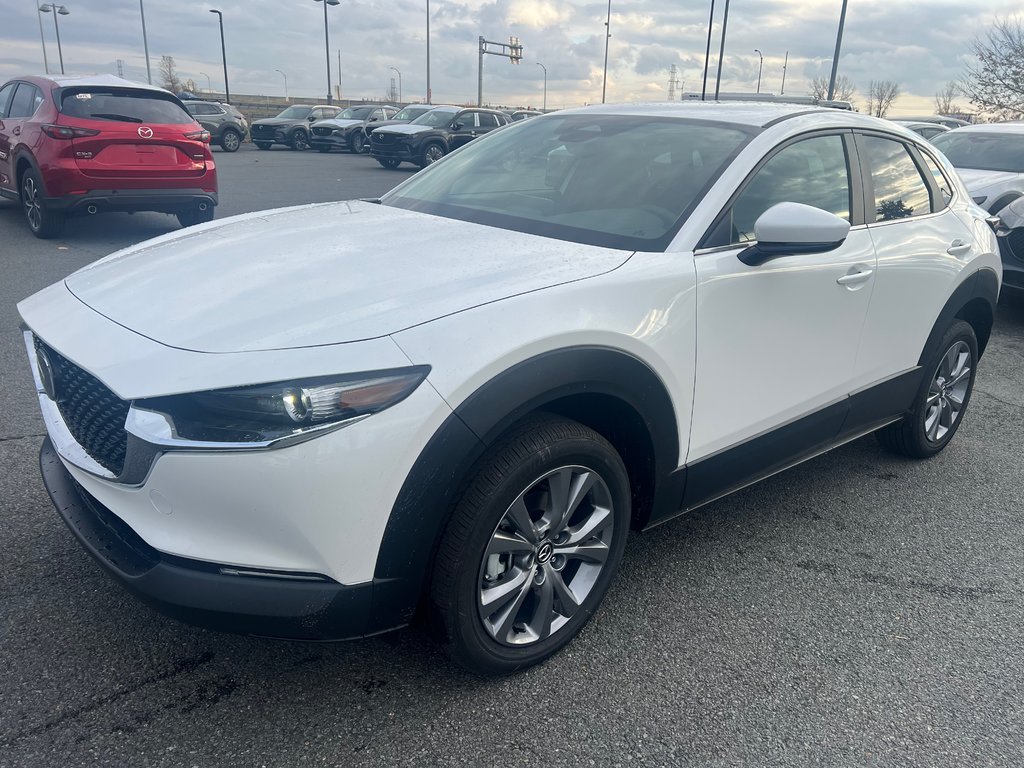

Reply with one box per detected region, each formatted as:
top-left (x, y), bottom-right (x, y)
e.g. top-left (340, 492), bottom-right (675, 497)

top-left (836, 268), bottom-right (874, 286)
top-left (12, 126), bottom-right (21, 136)
top-left (947, 239), bottom-right (972, 257)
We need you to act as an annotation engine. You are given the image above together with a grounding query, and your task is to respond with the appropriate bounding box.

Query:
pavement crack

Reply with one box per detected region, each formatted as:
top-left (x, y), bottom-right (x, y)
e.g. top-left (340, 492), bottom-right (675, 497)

top-left (792, 558), bottom-right (999, 602)
top-left (0, 651), bottom-right (216, 748)
top-left (0, 432), bottom-right (45, 444)
top-left (974, 388), bottom-right (1024, 412)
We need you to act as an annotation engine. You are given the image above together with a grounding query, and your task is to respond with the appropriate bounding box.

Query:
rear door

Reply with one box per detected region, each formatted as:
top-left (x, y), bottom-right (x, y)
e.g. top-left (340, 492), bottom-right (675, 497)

top-left (186, 102), bottom-right (223, 136)
top-left (0, 81), bottom-right (19, 192)
top-left (59, 87), bottom-right (207, 182)
top-left (476, 111), bottom-right (504, 139)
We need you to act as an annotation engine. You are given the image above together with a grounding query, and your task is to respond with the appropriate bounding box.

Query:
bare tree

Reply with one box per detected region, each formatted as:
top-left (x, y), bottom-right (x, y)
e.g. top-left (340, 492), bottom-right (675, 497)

top-left (809, 74), bottom-right (857, 102)
top-left (159, 55), bottom-right (182, 93)
top-left (865, 80), bottom-right (900, 117)
top-left (934, 82), bottom-right (962, 115)
top-left (960, 17), bottom-right (1024, 119)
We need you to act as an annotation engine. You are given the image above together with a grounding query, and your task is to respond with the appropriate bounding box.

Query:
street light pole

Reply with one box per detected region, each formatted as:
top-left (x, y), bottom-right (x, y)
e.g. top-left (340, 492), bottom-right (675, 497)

top-left (35, 2), bottom-right (50, 75)
top-left (199, 71), bottom-right (211, 91)
top-left (426, 0), bottom-right (431, 103)
top-left (701, 0), bottom-right (715, 100)
top-left (139, 0), bottom-right (152, 84)
top-left (208, 9), bottom-right (230, 104)
top-left (714, 0), bottom-right (730, 99)
top-left (754, 48), bottom-right (763, 94)
top-left (601, 0), bottom-right (612, 103)
top-left (313, 0), bottom-right (340, 105)
top-left (39, 4), bottom-right (69, 75)
top-left (827, 0), bottom-right (849, 101)
top-left (389, 66), bottom-right (402, 103)
top-left (275, 69), bottom-right (288, 100)
top-left (536, 61), bottom-right (547, 112)
top-left (780, 50), bottom-right (788, 95)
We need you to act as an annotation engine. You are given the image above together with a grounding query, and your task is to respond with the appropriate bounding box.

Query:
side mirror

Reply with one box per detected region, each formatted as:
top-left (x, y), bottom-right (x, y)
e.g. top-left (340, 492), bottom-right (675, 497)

top-left (308, 115), bottom-right (317, 122)
top-left (738, 202), bottom-right (851, 266)
top-left (368, 116), bottom-right (377, 122)
top-left (451, 121), bottom-right (462, 130)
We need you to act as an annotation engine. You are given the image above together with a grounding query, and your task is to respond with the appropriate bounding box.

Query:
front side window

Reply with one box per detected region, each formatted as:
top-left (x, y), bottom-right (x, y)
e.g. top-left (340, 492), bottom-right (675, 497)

top-left (861, 135), bottom-right (932, 222)
top-left (383, 114), bottom-right (752, 251)
top-left (455, 112), bottom-right (479, 129)
top-left (709, 134), bottom-right (851, 246)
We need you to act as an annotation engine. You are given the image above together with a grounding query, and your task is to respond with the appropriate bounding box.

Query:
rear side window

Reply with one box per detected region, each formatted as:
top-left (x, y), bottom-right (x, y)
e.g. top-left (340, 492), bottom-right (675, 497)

top-left (8, 84), bottom-right (43, 118)
top-left (60, 88), bottom-right (193, 124)
top-left (860, 136), bottom-right (932, 222)
top-left (920, 152), bottom-right (953, 208)
top-left (0, 83), bottom-right (16, 118)
top-left (478, 113), bottom-right (501, 128)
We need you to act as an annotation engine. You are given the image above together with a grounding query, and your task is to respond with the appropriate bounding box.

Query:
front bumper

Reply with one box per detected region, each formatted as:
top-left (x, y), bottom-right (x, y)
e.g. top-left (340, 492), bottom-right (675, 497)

top-left (310, 132), bottom-right (355, 150)
top-left (40, 437), bottom-right (376, 640)
top-left (46, 188), bottom-right (218, 216)
top-left (369, 142), bottom-right (416, 162)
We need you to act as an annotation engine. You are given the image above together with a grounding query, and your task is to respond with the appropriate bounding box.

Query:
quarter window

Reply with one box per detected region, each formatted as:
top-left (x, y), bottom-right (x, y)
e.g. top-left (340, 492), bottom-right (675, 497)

top-left (920, 151), bottom-right (953, 208)
top-left (711, 134), bottom-right (851, 246)
top-left (861, 136), bottom-right (932, 222)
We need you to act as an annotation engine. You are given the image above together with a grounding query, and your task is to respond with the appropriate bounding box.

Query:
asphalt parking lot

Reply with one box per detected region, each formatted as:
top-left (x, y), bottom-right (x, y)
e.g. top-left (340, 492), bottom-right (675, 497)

top-left (1, 146), bottom-right (1022, 767)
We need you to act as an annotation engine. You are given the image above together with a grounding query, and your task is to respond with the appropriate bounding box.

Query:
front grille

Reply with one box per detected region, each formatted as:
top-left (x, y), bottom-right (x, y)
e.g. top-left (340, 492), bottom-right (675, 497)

top-left (251, 124), bottom-right (272, 136)
top-left (35, 338), bottom-right (129, 475)
top-left (312, 126), bottom-right (332, 137)
top-left (372, 133), bottom-right (396, 145)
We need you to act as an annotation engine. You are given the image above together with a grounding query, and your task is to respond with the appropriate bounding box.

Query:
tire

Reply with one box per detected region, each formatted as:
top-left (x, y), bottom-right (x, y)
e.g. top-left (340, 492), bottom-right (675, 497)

top-left (220, 128), bottom-right (242, 152)
top-left (349, 132), bottom-right (365, 154)
top-left (420, 142), bottom-right (446, 167)
top-left (254, 142), bottom-right (272, 150)
top-left (20, 167), bottom-right (64, 239)
top-left (876, 319), bottom-right (978, 459)
top-left (377, 158), bottom-right (402, 169)
top-left (176, 206), bottom-right (215, 228)
top-left (430, 414), bottom-right (630, 675)
top-left (289, 130), bottom-right (309, 151)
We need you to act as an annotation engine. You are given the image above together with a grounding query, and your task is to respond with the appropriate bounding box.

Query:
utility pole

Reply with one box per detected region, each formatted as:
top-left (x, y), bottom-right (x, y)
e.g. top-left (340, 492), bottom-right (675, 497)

top-left (601, 0), bottom-right (612, 103)
top-left (338, 49), bottom-right (343, 101)
top-left (780, 50), bottom-right (788, 95)
top-left (426, 0), bottom-right (431, 103)
top-left (139, 0), bottom-right (151, 84)
top-left (667, 64), bottom-right (678, 101)
top-left (209, 9), bottom-right (230, 104)
top-left (36, 2), bottom-right (50, 74)
top-left (827, 0), bottom-right (849, 101)
top-left (754, 48), bottom-right (763, 94)
top-left (714, 0), bottom-right (730, 100)
top-left (477, 35), bottom-right (523, 107)
top-left (701, 0), bottom-right (715, 100)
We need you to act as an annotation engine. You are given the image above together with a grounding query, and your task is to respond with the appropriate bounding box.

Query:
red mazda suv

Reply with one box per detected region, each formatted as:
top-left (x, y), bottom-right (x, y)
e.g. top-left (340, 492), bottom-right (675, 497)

top-left (0, 74), bottom-right (217, 238)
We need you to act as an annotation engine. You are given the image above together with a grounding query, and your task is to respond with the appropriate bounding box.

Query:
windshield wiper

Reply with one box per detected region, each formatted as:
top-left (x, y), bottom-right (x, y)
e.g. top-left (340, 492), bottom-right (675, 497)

top-left (89, 113), bottom-right (144, 123)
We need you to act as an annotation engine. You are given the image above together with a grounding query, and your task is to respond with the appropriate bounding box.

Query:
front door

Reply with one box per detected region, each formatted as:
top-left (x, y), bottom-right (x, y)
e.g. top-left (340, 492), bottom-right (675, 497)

top-left (449, 111), bottom-right (480, 149)
top-left (686, 132), bottom-right (876, 506)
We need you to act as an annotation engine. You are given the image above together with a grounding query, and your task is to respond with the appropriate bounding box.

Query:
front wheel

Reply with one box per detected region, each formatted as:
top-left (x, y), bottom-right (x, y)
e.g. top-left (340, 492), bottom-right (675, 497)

top-left (289, 130), bottom-right (309, 151)
top-left (876, 319), bottom-right (978, 458)
top-left (349, 133), bottom-right (365, 154)
top-left (376, 158), bottom-right (401, 169)
top-left (220, 128), bottom-right (242, 152)
top-left (420, 142), bottom-right (446, 167)
top-left (431, 414), bottom-right (630, 675)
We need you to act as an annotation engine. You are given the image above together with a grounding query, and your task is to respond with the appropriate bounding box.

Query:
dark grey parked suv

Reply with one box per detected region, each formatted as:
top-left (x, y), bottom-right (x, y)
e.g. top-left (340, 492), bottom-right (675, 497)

top-left (184, 101), bottom-right (248, 152)
top-left (250, 105), bottom-right (341, 151)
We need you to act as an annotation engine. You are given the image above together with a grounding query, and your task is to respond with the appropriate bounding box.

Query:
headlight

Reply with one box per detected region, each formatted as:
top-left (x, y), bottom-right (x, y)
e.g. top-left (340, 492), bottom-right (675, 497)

top-left (137, 367), bottom-right (429, 446)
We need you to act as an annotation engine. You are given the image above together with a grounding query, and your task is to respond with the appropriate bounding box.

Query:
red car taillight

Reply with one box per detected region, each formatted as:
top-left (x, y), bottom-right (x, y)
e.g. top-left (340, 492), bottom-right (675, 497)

top-left (185, 130), bottom-right (211, 143)
top-left (42, 124), bottom-right (101, 139)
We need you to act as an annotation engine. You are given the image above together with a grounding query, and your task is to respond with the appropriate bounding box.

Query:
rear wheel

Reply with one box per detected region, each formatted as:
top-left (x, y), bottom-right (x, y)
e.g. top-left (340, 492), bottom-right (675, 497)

top-left (254, 141), bottom-right (272, 150)
top-left (377, 158), bottom-right (402, 169)
top-left (176, 206), bottom-right (215, 228)
top-left (20, 168), bottom-right (64, 239)
top-left (876, 320), bottom-right (978, 458)
top-left (289, 130), bottom-right (309, 151)
top-left (220, 128), bottom-right (242, 152)
top-left (431, 414), bottom-right (630, 675)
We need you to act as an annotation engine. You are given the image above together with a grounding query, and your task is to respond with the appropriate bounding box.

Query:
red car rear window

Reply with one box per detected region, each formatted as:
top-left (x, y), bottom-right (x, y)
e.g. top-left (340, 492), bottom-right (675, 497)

top-left (60, 88), bottom-right (193, 124)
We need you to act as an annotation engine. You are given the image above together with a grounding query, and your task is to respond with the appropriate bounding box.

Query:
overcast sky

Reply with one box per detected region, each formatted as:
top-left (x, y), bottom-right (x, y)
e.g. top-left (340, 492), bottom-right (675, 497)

top-left (1, 0), bottom-right (1018, 115)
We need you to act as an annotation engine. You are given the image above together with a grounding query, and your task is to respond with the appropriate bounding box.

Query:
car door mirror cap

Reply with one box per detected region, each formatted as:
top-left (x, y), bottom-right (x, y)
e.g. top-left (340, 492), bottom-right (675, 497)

top-left (738, 202), bottom-right (851, 267)
top-left (451, 121), bottom-right (462, 130)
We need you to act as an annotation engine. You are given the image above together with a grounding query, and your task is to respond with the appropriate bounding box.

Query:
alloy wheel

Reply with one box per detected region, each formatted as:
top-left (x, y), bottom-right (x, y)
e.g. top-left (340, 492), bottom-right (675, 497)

top-left (222, 130), bottom-right (240, 151)
top-left (351, 133), bottom-right (365, 153)
top-left (22, 176), bottom-right (42, 232)
top-left (424, 145), bottom-right (445, 165)
top-left (924, 340), bottom-right (972, 443)
top-left (478, 465), bottom-right (615, 646)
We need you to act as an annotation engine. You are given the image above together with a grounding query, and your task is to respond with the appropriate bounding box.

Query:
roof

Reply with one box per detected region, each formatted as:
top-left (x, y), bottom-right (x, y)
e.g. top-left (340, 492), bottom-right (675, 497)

top-left (34, 74), bottom-right (171, 94)
top-left (947, 122), bottom-right (1024, 134)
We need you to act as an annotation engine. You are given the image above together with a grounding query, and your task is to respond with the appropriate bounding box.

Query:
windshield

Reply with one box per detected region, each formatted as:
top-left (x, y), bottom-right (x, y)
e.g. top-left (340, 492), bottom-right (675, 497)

top-left (276, 106), bottom-right (311, 119)
top-left (394, 105), bottom-right (431, 121)
top-left (60, 88), bottom-right (193, 124)
top-left (382, 114), bottom-right (753, 251)
top-left (411, 108), bottom-right (458, 127)
top-left (339, 106), bottom-right (374, 120)
top-left (930, 132), bottom-right (1024, 173)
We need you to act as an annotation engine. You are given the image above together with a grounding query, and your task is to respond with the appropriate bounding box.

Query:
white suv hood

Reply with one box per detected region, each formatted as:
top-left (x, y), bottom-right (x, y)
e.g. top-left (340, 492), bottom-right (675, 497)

top-left (954, 168), bottom-right (1023, 202)
top-left (64, 201), bottom-right (631, 354)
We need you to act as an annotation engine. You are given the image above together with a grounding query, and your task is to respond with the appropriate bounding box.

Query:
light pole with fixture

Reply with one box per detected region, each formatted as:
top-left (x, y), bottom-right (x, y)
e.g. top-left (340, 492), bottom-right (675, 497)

top-left (701, 0), bottom-right (715, 100)
top-left (39, 4), bottom-right (69, 75)
top-left (714, 0), bottom-right (731, 99)
top-left (209, 9), bottom-right (230, 103)
top-left (313, 0), bottom-right (340, 105)
top-left (199, 71), bottom-right (212, 91)
top-left (276, 69), bottom-right (288, 100)
top-left (601, 0), bottom-right (612, 103)
top-left (139, 0), bottom-right (152, 84)
top-left (426, 0), bottom-right (431, 102)
top-left (389, 66), bottom-right (402, 103)
top-left (754, 48), bottom-right (763, 94)
top-left (35, 2), bottom-right (50, 74)
top-left (827, 0), bottom-right (849, 100)
top-left (536, 61), bottom-right (547, 112)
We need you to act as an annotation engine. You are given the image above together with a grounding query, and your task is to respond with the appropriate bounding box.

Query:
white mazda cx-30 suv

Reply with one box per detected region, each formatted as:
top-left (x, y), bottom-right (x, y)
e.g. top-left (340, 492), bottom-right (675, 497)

top-left (20, 103), bottom-right (1002, 674)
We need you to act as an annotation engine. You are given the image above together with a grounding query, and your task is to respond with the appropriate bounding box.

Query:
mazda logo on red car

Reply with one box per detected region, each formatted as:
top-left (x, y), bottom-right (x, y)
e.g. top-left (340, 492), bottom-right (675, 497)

top-left (138, 126), bottom-right (154, 138)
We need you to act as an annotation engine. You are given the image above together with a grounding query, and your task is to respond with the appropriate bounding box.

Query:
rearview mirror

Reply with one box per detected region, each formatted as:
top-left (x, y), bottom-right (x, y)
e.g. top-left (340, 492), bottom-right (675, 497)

top-left (738, 202), bottom-right (851, 267)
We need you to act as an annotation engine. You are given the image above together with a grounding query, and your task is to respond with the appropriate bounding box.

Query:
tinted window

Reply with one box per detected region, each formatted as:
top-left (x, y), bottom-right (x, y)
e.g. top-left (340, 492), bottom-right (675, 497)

top-left (920, 151), bottom-right (953, 208)
top-left (8, 84), bottom-right (41, 118)
top-left (0, 83), bottom-right (17, 118)
top-left (713, 134), bottom-right (851, 245)
top-left (187, 103), bottom-right (217, 116)
top-left (478, 113), bottom-right (500, 128)
top-left (861, 136), bottom-right (932, 222)
top-left (60, 88), bottom-right (193, 123)
top-left (411, 108), bottom-right (459, 126)
top-left (383, 115), bottom-right (752, 251)
top-left (456, 113), bottom-right (478, 129)
top-left (930, 131), bottom-right (1024, 173)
